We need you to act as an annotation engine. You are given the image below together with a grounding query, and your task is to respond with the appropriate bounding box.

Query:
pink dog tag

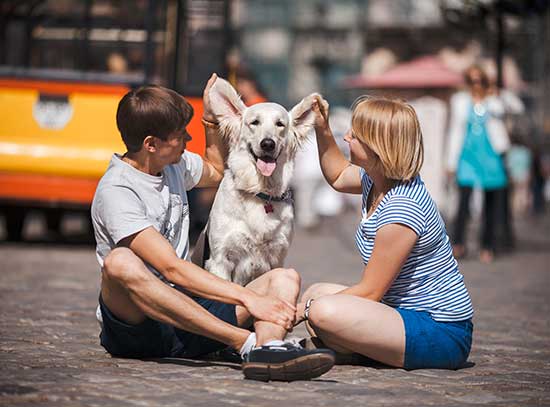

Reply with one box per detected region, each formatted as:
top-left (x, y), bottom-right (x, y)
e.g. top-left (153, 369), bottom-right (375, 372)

top-left (264, 202), bottom-right (274, 213)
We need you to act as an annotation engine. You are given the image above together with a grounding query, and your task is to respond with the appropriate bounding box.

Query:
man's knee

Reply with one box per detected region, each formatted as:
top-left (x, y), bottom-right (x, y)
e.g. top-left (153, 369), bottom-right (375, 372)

top-left (270, 268), bottom-right (301, 290)
top-left (103, 247), bottom-right (146, 285)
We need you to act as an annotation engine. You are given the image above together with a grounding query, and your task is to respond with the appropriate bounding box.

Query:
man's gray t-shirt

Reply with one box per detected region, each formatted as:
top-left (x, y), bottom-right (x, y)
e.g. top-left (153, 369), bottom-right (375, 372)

top-left (91, 151), bottom-right (203, 274)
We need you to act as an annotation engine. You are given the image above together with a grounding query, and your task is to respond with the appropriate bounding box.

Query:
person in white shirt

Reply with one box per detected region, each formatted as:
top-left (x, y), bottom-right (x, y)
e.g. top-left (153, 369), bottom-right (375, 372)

top-left (91, 74), bottom-right (334, 381)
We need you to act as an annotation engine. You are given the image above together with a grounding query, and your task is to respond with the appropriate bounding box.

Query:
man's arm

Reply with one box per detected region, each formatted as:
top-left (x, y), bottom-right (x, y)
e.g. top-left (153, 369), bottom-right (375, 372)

top-left (197, 73), bottom-right (226, 188)
top-left (197, 125), bottom-right (226, 187)
top-left (120, 227), bottom-right (295, 329)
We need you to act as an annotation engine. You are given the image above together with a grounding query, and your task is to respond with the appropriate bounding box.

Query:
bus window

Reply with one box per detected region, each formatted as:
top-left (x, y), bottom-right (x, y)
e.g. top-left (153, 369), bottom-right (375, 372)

top-left (0, 0), bottom-right (175, 86)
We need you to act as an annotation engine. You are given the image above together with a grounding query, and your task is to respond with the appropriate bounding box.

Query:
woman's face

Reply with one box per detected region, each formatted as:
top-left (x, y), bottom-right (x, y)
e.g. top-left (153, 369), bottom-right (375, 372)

top-left (466, 69), bottom-right (486, 92)
top-left (344, 129), bottom-right (379, 173)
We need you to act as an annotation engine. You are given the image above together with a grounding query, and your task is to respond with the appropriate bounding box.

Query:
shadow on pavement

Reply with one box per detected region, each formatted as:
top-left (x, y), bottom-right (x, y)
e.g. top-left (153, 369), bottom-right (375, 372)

top-left (144, 357), bottom-right (242, 371)
top-left (0, 235), bottom-right (95, 247)
top-left (510, 239), bottom-right (550, 254)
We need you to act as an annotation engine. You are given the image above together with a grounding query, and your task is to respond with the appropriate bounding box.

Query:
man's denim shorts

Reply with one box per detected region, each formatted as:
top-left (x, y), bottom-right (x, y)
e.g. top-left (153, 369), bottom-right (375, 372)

top-left (98, 290), bottom-right (238, 359)
top-left (395, 308), bottom-right (473, 370)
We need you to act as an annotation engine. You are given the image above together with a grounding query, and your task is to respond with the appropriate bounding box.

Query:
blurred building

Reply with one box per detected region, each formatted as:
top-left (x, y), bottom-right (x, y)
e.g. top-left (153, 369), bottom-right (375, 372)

top-left (0, 0), bottom-right (230, 242)
top-left (230, 0), bottom-right (549, 135)
top-left (229, 0), bottom-right (550, 216)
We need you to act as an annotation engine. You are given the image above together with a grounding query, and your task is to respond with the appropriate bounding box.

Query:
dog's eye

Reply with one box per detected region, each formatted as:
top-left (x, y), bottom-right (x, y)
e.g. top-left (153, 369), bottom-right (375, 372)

top-left (250, 119), bottom-right (260, 126)
top-left (275, 121), bottom-right (285, 128)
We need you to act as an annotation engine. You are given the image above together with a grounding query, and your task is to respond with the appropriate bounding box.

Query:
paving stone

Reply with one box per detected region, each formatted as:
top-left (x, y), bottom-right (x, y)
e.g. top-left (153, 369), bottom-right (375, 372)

top-left (1, 211), bottom-right (549, 406)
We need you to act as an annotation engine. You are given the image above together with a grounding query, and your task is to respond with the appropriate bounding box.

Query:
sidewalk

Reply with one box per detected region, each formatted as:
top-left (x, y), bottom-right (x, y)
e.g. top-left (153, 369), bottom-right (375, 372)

top-left (0, 210), bottom-right (549, 406)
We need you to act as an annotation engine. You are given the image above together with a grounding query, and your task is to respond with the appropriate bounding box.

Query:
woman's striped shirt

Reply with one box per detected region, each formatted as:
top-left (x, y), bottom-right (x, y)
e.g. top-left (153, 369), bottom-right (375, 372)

top-left (355, 169), bottom-right (474, 322)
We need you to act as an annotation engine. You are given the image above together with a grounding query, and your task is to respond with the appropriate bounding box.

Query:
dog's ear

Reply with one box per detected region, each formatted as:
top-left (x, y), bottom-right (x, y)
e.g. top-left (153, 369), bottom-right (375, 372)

top-left (209, 78), bottom-right (247, 142)
top-left (289, 93), bottom-right (319, 145)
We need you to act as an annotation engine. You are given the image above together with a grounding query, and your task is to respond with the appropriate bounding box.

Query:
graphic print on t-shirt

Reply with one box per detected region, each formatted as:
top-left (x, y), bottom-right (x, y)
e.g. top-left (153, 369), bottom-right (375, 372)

top-left (160, 193), bottom-right (186, 243)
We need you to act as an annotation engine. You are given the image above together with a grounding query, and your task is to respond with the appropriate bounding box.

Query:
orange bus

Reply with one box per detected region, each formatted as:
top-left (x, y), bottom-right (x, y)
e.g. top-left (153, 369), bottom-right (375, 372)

top-left (0, 0), bottom-right (230, 241)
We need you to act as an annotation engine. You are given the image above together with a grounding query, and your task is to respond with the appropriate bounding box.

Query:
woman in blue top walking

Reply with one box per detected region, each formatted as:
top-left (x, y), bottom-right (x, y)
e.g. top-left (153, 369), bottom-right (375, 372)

top-left (446, 65), bottom-right (510, 263)
top-left (294, 95), bottom-right (474, 370)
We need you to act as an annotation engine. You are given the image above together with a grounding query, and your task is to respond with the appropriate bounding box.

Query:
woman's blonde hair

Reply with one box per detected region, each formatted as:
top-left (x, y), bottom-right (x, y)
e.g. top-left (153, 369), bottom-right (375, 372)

top-left (351, 96), bottom-right (424, 181)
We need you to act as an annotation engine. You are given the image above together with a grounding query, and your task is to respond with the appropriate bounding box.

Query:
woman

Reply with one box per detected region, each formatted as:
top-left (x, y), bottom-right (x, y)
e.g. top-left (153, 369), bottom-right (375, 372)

top-left (446, 65), bottom-right (510, 263)
top-left (295, 96), bottom-right (474, 370)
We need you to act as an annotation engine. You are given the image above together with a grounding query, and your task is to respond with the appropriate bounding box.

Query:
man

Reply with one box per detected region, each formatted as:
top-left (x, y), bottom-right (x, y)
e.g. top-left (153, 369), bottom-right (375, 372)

top-left (91, 74), bottom-right (335, 381)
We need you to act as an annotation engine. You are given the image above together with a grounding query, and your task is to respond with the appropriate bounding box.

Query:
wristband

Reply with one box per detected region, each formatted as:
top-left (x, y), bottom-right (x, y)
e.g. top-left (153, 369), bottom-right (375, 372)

top-left (201, 117), bottom-right (219, 128)
top-left (304, 298), bottom-right (315, 321)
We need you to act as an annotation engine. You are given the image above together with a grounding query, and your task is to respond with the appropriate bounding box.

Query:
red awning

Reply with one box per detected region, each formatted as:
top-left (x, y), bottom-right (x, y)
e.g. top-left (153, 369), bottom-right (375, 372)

top-left (343, 56), bottom-right (463, 89)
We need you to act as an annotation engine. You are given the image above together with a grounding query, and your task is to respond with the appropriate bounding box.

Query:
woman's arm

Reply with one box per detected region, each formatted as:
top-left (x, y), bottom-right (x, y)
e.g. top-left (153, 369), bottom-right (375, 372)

top-left (338, 223), bottom-right (418, 301)
top-left (313, 97), bottom-right (362, 194)
top-left (445, 92), bottom-right (467, 174)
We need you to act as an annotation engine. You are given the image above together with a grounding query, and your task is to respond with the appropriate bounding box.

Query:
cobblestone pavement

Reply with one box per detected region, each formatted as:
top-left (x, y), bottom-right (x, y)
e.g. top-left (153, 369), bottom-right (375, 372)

top-left (1, 210), bottom-right (549, 406)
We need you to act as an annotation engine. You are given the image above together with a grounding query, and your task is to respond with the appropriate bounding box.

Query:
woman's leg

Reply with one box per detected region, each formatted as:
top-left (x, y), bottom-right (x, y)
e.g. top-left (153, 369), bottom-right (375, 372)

top-left (301, 283), bottom-right (348, 338)
top-left (453, 186), bottom-right (472, 257)
top-left (481, 189), bottom-right (498, 262)
top-left (500, 185), bottom-right (515, 249)
top-left (302, 282), bottom-right (349, 301)
top-left (307, 294), bottom-right (405, 367)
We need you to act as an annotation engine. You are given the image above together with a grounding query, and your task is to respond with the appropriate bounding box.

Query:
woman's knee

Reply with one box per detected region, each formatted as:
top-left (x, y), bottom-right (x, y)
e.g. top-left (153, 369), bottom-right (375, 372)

top-left (307, 296), bottom-right (340, 331)
top-left (302, 282), bottom-right (339, 302)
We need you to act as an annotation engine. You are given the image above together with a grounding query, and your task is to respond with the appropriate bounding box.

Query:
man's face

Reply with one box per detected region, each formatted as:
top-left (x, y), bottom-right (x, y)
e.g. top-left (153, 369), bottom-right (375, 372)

top-left (156, 127), bottom-right (192, 165)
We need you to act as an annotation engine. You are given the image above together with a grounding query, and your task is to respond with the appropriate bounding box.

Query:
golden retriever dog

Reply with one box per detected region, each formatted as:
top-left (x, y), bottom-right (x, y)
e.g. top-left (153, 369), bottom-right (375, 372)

top-left (194, 77), bottom-right (318, 285)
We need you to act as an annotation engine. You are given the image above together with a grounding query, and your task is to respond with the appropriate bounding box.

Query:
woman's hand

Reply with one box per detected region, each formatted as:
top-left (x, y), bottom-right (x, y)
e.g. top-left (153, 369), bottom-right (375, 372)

top-left (445, 170), bottom-right (456, 185)
top-left (202, 73), bottom-right (218, 123)
top-left (312, 95), bottom-right (330, 132)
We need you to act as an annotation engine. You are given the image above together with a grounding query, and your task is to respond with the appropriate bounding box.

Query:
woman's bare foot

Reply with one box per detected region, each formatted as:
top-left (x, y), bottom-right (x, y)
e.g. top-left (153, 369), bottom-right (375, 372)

top-left (479, 249), bottom-right (494, 264)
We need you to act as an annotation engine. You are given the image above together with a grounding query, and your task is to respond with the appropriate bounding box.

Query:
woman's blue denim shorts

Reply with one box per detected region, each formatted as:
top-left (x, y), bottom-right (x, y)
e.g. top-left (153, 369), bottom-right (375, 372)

top-left (395, 308), bottom-right (473, 370)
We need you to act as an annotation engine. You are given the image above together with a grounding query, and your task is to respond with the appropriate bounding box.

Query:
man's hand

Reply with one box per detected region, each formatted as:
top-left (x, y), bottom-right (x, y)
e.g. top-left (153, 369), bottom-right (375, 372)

top-left (245, 293), bottom-right (296, 331)
top-left (203, 73), bottom-right (218, 123)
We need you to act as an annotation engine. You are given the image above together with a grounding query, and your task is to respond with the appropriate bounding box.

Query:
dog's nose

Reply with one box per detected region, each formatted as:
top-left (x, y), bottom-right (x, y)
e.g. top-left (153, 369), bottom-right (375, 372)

top-left (260, 138), bottom-right (276, 152)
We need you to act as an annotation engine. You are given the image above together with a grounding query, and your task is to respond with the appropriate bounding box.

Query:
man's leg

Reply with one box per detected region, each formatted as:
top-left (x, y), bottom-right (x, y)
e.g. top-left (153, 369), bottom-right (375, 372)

top-left (234, 268), bottom-right (301, 344)
top-left (102, 251), bottom-right (334, 381)
top-left (235, 270), bottom-right (336, 381)
top-left (101, 247), bottom-right (250, 352)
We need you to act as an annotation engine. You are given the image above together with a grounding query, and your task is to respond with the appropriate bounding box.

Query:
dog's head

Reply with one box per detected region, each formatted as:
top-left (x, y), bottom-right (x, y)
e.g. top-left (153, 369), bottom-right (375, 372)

top-left (209, 78), bottom-right (318, 191)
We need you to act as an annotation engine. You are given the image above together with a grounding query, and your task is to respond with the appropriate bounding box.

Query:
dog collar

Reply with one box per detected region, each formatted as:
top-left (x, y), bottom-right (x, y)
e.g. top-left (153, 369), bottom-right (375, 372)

top-left (256, 191), bottom-right (292, 213)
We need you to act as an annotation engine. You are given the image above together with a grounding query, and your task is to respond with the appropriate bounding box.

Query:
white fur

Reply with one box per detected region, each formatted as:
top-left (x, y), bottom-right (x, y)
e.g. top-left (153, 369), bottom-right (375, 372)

top-left (203, 77), bottom-right (318, 285)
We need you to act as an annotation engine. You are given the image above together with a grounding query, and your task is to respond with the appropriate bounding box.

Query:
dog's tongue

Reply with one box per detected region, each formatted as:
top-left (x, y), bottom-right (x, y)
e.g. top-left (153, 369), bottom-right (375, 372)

top-left (256, 158), bottom-right (276, 177)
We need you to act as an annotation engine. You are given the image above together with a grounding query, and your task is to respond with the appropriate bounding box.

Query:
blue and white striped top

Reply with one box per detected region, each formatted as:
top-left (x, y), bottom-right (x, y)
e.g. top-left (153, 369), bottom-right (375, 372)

top-left (355, 169), bottom-right (474, 322)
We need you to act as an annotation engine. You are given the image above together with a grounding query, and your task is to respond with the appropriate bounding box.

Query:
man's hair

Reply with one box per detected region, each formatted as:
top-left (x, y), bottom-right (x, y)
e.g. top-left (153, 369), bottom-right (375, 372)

top-left (351, 96), bottom-right (424, 181)
top-left (116, 85), bottom-right (194, 153)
